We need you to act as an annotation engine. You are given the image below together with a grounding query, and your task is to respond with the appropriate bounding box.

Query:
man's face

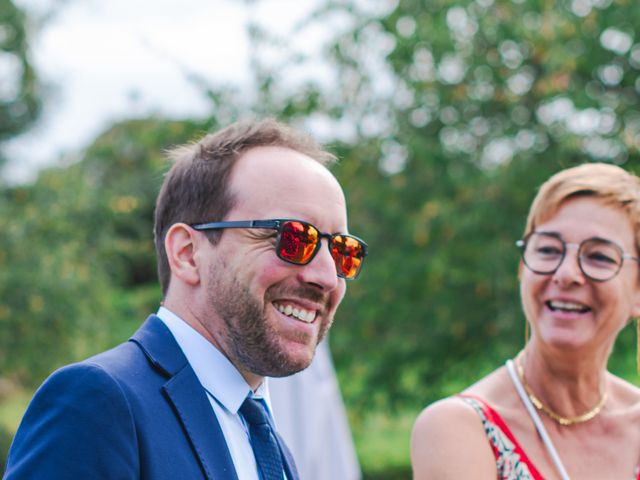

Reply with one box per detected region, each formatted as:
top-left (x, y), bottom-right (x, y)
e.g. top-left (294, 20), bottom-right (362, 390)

top-left (199, 146), bottom-right (348, 380)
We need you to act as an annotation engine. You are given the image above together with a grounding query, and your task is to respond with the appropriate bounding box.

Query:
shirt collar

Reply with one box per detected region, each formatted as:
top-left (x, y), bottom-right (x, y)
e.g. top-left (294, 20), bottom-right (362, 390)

top-left (157, 306), bottom-right (261, 414)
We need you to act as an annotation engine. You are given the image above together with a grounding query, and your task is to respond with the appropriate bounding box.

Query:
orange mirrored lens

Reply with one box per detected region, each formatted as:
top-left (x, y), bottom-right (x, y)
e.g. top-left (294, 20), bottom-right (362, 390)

top-left (332, 235), bottom-right (365, 279)
top-left (278, 221), bottom-right (319, 263)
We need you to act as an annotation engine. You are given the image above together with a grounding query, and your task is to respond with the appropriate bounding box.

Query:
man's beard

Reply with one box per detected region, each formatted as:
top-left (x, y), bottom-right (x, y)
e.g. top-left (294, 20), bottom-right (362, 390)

top-left (207, 264), bottom-right (333, 377)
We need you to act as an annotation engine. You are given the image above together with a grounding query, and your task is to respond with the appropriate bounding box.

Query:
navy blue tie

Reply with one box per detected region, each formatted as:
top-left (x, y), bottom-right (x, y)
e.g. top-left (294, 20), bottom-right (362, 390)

top-left (240, 397), bottom-right (285, 480)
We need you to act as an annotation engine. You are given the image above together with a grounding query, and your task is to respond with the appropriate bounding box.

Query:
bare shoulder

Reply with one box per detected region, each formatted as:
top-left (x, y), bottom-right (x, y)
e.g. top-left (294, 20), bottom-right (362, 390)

top-left (609, 373), bottom-right (640, 400)
top-left (411, 397), bottom-right (496, 479)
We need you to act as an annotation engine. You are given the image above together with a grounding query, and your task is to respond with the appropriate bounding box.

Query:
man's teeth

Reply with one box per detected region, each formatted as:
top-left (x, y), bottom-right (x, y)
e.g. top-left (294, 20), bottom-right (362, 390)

top-left (275, 303), bottom-right (317, 323)
top-left (548, 300), bottom-right (590, 313)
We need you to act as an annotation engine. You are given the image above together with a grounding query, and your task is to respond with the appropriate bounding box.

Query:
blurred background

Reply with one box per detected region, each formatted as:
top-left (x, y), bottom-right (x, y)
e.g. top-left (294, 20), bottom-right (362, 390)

top-left (2, 0), bottom-right (640, 477)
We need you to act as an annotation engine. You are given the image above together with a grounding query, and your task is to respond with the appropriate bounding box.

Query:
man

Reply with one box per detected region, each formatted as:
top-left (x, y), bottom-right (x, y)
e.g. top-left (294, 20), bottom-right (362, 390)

top-left (5, 119), bottom-right (368, 479)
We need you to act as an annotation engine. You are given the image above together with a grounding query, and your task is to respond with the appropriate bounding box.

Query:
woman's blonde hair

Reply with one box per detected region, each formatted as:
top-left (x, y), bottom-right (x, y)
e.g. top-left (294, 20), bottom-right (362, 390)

top-left (524, 163), bottom-right (640, 251)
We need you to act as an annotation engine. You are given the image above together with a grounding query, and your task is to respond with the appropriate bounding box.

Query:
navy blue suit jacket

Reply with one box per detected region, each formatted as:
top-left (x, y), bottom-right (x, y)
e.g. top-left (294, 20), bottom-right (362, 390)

top-left (4, 315), bottom-right (299, 479)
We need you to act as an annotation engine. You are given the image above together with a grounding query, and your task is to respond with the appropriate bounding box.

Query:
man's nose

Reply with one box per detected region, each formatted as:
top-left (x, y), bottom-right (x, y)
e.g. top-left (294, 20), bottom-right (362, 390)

top-left (298, 239), bottom-right (340, 291)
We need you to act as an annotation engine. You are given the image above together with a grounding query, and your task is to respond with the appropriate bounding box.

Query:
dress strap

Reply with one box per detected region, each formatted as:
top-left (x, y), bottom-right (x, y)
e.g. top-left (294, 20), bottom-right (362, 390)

top-left (506, 359), bottom-right (571, 480)
top-left (459, 394), bottom-right (544, 480)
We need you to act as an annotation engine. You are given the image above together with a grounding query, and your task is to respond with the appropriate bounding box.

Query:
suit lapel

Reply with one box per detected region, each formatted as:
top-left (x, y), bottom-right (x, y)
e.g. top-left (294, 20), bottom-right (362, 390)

top-left (164, 368), bottom-right (239, 480)
top-left (131, 316), bottom-right (239, 480)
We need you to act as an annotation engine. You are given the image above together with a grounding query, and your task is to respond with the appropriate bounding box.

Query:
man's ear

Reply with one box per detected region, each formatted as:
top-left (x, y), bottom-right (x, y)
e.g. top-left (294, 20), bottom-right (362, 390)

top-left (165, 223), bottom-right (203, 286)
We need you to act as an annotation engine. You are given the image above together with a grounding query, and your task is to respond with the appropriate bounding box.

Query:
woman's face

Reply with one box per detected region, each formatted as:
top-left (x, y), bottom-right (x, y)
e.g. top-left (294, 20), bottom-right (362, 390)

top-left (520, 196), bottom-right (640, 352)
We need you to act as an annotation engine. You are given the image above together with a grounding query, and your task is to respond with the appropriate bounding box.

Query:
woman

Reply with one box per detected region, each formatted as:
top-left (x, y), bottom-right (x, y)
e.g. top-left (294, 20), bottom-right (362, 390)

top-left (411, 163), bottom-right (640, 479)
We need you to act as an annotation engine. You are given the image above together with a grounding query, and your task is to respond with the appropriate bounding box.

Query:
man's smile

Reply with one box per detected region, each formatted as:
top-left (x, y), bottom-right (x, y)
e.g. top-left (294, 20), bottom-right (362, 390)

top-left (273, 301), bottom-right (318, 324)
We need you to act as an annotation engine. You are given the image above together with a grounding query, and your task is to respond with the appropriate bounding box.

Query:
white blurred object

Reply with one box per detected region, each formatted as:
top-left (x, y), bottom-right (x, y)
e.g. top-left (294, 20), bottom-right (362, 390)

top-left (269, 340), bottom-right (361, 480)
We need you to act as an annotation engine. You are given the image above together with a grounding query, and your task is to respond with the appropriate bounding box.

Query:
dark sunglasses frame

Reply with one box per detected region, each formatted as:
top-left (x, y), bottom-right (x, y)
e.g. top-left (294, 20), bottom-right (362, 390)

top-left (191, 219), bottom-right (368, 279)
top-left (516, 231), bottom-right (640, 282)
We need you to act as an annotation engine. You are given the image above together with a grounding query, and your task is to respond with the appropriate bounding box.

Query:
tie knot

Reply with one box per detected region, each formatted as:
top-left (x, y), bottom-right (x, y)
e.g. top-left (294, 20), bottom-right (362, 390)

top-left (240, 397), bottom-right (270, 426)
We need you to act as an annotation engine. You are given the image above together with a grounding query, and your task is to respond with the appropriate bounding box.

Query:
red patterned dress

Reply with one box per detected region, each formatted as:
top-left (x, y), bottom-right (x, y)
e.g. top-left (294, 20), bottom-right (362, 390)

top-left (459, 394), bottom-right (640, 480)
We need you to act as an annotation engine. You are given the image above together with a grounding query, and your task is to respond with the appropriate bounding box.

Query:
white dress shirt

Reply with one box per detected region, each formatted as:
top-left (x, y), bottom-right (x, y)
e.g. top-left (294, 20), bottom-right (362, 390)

top-left (157, 306), bottom-right (275, 480)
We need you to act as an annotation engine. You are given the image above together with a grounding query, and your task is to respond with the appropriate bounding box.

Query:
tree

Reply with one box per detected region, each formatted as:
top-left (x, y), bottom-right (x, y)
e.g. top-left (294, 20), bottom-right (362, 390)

top-left (0, 117), bottom-right (219, 385)
top-left (0, 0), bottom-right (41, 159)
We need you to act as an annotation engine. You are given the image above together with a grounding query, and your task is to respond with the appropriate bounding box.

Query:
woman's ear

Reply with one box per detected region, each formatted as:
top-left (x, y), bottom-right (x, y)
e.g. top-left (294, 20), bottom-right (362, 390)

top-left (164, 223), bottom-right (202, 287)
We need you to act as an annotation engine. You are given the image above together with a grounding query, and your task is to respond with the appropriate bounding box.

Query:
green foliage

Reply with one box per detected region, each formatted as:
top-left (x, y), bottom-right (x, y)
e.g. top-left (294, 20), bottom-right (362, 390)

top-left (0, 117), bottom-right (216, 385)
top-left (0, 380), bottom-right (31, 470)
top-left (77, 118), bottom-right (215, 287)
top-left (0, 424), bottom-right (11, 473)
top-left (353, 409), bottom-right (413, 478)
top-left (0, 0), bottom-right (41, 155)
top-left (0, 173), bottom-right (110, 382)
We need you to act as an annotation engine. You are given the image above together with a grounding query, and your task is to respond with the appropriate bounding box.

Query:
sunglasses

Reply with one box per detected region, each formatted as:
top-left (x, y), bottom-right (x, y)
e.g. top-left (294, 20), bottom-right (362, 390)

top-left (191, 219), bottom-right (368, 279)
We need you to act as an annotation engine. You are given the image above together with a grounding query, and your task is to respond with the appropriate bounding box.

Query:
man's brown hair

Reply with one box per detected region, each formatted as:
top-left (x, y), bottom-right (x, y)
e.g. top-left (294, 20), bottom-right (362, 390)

top-left (154, 118), bottom-right (336, 296)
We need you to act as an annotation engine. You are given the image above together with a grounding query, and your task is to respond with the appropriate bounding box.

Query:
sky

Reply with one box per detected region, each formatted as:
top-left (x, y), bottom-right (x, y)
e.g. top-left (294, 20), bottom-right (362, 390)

top-left (5, 0), bottom-right (322, 183)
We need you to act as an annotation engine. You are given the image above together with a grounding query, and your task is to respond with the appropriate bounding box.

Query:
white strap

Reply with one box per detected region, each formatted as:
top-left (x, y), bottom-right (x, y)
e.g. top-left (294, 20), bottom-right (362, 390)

top-left (506, 359), bottom-right (571, 480)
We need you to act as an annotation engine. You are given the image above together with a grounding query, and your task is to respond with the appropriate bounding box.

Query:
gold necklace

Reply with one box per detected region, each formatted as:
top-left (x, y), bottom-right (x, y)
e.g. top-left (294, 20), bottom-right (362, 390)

top-left (515, 358), bottom-right (607, 426)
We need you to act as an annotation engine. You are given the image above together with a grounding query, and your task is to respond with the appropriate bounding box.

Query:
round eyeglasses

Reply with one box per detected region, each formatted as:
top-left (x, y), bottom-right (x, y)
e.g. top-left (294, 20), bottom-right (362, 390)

top-left (516, 232), bottom-right (640, 282)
